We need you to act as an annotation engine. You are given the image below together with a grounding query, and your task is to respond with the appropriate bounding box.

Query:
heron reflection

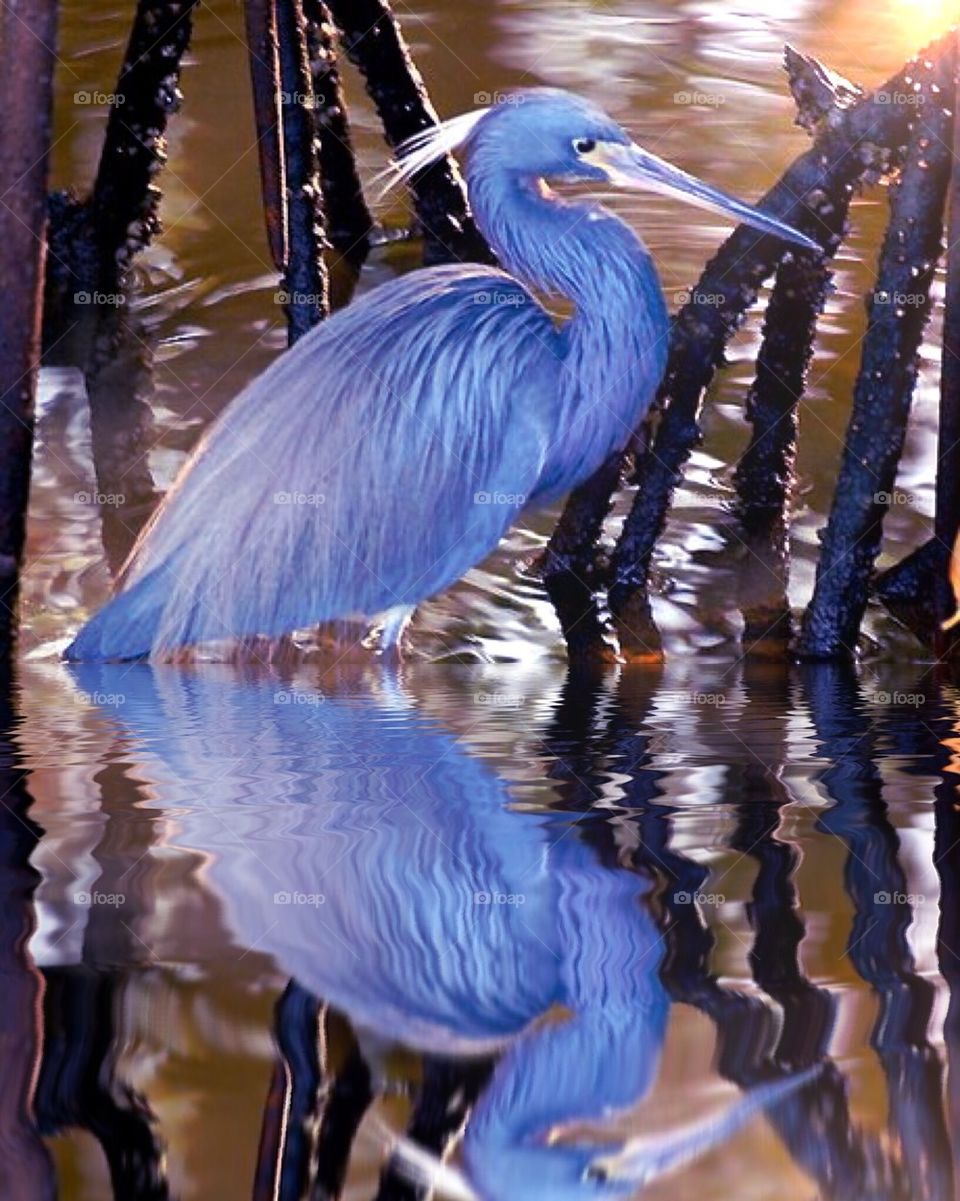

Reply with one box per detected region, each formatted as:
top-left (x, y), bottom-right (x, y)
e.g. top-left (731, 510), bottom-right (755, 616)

top-left (67, 662), bottom-right (812, 1198)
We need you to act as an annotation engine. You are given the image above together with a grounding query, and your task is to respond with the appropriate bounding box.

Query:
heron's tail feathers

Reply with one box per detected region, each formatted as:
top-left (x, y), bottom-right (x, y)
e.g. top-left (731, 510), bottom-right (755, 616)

top-left (65, 563), bottom-right (175, 663)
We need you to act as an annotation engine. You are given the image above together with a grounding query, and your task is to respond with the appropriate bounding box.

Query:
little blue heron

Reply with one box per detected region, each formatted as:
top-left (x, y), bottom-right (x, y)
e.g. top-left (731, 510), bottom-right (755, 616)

top-left (69, 662), bottom-right (818, 1199)
top-left (67, 88), bottom-right (817, 662)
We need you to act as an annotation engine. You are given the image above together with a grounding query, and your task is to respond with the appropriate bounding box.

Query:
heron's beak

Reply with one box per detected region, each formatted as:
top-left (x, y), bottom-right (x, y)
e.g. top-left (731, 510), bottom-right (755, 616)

top-left (586, 1065), bottom-right (823, 1188)
top-left (586, 141), bottom-right (821, 253)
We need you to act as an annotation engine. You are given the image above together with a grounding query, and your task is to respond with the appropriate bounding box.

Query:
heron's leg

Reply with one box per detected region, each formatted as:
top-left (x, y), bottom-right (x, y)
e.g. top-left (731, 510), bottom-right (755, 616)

top-left (253, 981), bottom-right (324, 1201)
top-left (254, 985), bottom-right (376, 1201)
top-left (366, 605), bottom-right (415, 657)
top-left (374, 1055), bottom-right (494, 1201)
top-left (311, 1035), bottom-right (375, 1200)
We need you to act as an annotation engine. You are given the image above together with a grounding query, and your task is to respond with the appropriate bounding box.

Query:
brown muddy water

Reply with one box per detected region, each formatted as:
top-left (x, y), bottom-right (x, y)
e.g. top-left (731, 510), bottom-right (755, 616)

top-left (9, 1), bottom-right (960, 1199)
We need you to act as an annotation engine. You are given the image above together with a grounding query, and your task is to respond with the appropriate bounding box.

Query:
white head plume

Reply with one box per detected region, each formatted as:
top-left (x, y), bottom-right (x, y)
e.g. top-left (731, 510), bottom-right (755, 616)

top-left (374, 107), bottom-right (490, 196)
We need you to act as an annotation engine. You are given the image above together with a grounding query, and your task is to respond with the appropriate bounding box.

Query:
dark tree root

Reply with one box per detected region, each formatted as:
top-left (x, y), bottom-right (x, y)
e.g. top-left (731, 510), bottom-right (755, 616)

top-left (734, 182), bottom-right (852, 658)
top-left (541, 452), bottom-right (627, 662)
top-left (45, 0), bottom-right (201, 338)
top-left (797, 54), bottom-right (954, 659)
top-left (0, 663), bottom-right (56, 1199)
top-left (934, 35), bottom-right (960, 660)
top-left (545, 31), bottom-right (957, 664)
top-left (0, 0), bottom-right (58, 661)
top-left (245, 0), bottom-right (331, 344)
top-left (304, 0), bottom-right (374, 263)
top-left (245, 0), bottom-right (287, 273)
top-left (324, 0), bottom-right (491, 266)
top-left (875, 32), bottom-right (960, 661)
top-left (35, 968), bottom-right (171, 1201)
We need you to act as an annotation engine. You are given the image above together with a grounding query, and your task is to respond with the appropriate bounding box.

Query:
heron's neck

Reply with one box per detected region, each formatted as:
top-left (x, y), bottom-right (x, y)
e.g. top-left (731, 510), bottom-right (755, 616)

top-left (463, 852), bottom-right (669, 1200)
top-left (468, 169), bottom-right (669, 495)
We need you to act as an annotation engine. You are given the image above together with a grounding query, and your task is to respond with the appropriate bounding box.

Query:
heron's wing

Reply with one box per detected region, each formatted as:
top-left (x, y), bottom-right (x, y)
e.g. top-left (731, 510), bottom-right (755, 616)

top-left (66, 663), bottom-right (563, 1049)
top-left (69, 266), bottom-right (561, 659)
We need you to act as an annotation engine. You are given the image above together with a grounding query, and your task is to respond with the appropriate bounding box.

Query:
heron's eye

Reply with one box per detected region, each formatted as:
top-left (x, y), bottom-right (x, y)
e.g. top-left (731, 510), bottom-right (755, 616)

top-left (573, 137), bottom-right (597, 155)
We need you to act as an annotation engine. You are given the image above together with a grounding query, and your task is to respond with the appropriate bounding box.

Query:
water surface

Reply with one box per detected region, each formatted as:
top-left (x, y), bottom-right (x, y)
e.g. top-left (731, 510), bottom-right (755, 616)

top-left (11, 1), bottom-right (960, 1197)
top-left (15, 656), bottom-right (960, 1198)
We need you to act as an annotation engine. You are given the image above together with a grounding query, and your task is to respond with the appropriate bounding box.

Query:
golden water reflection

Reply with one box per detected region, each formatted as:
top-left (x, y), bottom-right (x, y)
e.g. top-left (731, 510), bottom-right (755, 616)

top-left (14, 3), bottom-right (960, 1197)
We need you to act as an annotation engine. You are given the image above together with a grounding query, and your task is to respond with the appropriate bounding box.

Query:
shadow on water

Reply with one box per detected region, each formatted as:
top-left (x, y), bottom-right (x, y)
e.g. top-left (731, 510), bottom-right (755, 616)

top-left (0, 666), bottom-right (56, 1200)
top-left (3, 657), bottom-right (956, 1198)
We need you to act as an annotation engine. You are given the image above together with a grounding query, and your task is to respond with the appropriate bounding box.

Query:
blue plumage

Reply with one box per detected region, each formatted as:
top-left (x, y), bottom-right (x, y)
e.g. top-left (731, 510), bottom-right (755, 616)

top-left (70, 267), bottom-right (560, 659)
top-left (67, 662), bottom-right (819, 1196)
top-left (67, 88), bottom-right (816, 661)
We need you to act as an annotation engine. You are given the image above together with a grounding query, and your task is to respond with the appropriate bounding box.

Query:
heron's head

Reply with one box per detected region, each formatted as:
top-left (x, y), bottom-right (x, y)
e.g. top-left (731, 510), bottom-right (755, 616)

top-left (387, 87), bottom-right (819, 253)
top-left (467, 89), bottom-right (635, 182)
